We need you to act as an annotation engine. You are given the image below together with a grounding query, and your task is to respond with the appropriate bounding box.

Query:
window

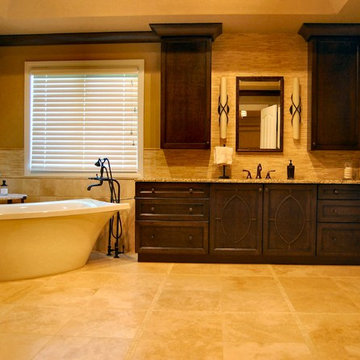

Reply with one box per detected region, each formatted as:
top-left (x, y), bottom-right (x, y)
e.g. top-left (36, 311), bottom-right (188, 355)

top-left (24, 60), bottom-right (144, 177)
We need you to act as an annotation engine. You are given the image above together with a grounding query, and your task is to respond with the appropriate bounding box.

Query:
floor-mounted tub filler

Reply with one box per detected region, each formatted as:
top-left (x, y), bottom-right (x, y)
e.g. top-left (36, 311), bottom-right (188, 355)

top-left (0, 199), bottom-right (129, 281)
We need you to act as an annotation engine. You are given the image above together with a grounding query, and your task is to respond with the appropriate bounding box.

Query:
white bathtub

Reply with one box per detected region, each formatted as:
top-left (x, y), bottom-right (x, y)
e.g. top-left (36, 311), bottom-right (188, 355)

top-left (0, 199), bottom-right (129, 281)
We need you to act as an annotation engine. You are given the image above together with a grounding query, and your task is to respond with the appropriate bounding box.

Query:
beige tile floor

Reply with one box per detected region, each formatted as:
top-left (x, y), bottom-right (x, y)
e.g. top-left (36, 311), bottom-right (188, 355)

top-left (1, 253), bottom-right (360, 359)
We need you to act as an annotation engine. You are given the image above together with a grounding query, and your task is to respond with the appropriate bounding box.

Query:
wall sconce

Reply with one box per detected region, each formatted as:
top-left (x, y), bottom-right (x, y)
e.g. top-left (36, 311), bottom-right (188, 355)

top-left (289, 77), bottom-right (301, 140)
top-left (218, 77), bottom-right (229, 140)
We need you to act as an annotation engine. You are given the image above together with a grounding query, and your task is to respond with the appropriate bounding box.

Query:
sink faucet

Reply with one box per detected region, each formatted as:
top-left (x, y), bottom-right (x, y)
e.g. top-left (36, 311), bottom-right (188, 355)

top-left (256, 164), bottom-right (262, 179)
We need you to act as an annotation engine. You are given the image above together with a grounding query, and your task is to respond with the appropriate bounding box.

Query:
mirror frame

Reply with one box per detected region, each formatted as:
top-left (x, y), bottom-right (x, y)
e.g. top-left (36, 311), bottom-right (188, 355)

top-left (236, 76), bottom-right (284, 152)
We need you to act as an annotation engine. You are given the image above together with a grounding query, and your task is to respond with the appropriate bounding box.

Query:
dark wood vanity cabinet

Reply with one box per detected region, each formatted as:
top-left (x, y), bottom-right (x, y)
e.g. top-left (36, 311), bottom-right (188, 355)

top-left (317, 185), bottom-right (360, 257)
top-left (136, 181), bottom-right (360, 264)
top-left (210, 184), bottom-right (263, 255)
top-left (299, 24), bottom-right (360, 150)
top-left (263, 185), bottom-right (317, 256)
top-left (135, 182), bottom-right (210, 256)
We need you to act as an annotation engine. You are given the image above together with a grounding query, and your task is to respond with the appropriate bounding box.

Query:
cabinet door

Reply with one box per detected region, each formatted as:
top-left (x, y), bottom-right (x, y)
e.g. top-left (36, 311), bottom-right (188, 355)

top-left (210, 184), bottom-right (263, 255)
top-left (161, 38), bottom-right (211, 149)
top-left (263, 185), bottom-right (316, 256)
top-left (310, 38), bottom-right (360, 150)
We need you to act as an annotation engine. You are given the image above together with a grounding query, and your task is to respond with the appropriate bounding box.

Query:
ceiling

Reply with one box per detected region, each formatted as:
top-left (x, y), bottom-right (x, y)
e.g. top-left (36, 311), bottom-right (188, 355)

top-left (0, 0), bottom-right (359, 35)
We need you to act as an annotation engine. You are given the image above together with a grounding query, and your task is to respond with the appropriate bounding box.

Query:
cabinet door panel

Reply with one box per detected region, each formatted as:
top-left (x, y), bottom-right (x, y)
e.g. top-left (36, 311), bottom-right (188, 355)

top-left (210, 184), bottom-right (263, 255)
top-left (161, 38), bottom-right (211, 149)
top-left (263, 185), bottom-right (316, 256)
top-left (311, 39), bottom-right (360, 149)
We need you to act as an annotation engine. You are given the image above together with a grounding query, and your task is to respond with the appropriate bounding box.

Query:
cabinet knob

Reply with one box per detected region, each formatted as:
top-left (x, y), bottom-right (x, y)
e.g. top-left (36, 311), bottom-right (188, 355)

top-left (151, 187), bottom-right (155, 193)
top-left (259, 187), bottom-right (263, 193)
top-left (333, 189), bottom-right (339, 195)
top-left (188, 235), bottom-right (193, 241)
top-left (151, 234), bottom-right (155, 239)
top-left (189, 207), bottom-right (193, 213)
top-left (264, 187), bottom-right (269, 193)
top-left (332, 209), bottom-right (337, 214)
top-left (151, 206), bottom-right (155, 212)
top-left (332, 237), bottom-right (337, 242)
top-left (312, 142), bottom-right (316, 146)
top-left (189, 188), bottom-right (193, 194)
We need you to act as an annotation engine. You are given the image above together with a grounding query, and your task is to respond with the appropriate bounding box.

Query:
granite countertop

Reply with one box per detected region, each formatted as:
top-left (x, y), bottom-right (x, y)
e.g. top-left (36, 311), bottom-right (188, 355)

top-left (137, 178), bottom-right (360, 184)
top-left (0, 194), bottom-right (27, 200)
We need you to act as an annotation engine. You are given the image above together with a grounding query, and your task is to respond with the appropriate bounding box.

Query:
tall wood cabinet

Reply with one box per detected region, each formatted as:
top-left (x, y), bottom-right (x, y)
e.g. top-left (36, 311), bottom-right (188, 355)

top-left (150, 23), bottom-right (222, 149)
top-left (299, 24), bottom-right (360, 150)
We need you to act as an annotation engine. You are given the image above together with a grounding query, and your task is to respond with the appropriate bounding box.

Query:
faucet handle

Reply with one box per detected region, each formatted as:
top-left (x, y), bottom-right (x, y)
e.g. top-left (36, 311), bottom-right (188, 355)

top-left (265, 170), bottom-right (276, 179)
top-left (242, 169), bottom-right (252, 179)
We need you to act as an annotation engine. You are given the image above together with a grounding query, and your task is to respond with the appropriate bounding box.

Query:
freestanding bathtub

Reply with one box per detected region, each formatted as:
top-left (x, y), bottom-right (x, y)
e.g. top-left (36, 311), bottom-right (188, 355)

top-left (0, 199), bottom-right (129, 281)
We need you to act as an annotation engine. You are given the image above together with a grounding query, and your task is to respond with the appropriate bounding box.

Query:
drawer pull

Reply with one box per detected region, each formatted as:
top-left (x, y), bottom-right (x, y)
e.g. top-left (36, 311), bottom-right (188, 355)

top-left (189, 207), bottom-right (193, 213)
top-left (150, 206), bottom-right (155, 212)
top-left (189, 188), bottom-right (193, 194)
top-left (333, 189), bottom-right (339, 195)
top-left (188, 235), bottom-right (193, 241)
top-left (151, 187), bottom-right (155, 193)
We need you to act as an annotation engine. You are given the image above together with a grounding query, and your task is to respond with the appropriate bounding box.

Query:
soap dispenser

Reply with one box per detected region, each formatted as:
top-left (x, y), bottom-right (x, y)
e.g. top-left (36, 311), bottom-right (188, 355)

top-left (287, 160), bottom-right (295, 180)
top-left (1, 180), bottom-right (8, 196)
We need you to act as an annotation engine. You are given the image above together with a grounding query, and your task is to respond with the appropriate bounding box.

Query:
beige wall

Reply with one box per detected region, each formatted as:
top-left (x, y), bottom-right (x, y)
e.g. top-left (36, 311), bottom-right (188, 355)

top-left (1, 33), bottom-right (360, 252)
top-left (143, 33), bottom-right (360, 181)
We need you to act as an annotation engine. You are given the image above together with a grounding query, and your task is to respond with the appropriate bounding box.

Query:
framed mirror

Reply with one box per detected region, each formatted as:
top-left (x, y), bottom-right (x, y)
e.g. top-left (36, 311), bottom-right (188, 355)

top-left (236, 76), bottom-right (284, 152)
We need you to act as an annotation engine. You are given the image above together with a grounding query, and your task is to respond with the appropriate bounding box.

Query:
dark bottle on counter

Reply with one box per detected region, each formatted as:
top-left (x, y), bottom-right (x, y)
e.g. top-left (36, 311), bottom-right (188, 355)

top-left (287, 160), bottom-right (295, 179)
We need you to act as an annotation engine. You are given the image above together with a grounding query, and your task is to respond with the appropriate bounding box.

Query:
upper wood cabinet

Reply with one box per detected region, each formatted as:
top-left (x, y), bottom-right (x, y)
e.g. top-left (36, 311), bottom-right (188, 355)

top-left (150, 23), bottom-right (222, 149)
top-left (299, 24), bottom-right (360, 150)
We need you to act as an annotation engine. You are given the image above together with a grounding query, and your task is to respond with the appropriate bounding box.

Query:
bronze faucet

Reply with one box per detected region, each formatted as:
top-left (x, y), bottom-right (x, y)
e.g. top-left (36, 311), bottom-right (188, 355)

top-left (256, 164), bottom-right (262, 179)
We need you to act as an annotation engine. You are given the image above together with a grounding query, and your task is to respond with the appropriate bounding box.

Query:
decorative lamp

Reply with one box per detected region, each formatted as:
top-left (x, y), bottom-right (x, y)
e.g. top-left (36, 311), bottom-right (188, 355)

top-left (218, 77), bottom-right (229, 140)
top-left (290, 77), bottom-right (301, 140)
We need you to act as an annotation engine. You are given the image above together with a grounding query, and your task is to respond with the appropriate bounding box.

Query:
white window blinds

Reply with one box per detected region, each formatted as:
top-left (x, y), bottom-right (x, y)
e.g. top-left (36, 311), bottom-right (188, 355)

top-left (25, 60), bottom-right (144, 175)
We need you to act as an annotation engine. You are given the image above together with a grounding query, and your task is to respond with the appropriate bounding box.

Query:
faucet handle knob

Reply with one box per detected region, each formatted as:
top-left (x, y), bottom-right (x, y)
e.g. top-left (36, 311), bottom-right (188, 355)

top-left (242, 169), bottom-right (252, 179)
top-left (265, 170), bottom-right (276, 179)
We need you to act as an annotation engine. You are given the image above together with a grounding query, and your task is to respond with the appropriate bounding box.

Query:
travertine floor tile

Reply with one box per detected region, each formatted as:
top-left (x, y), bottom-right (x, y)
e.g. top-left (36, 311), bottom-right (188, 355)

top-left (15, 286), bottom-right (97, 307)
top-left (299, 313), bottom-right (360, 360)
top-left (163, 274), bottom-right (222, 291)
top-left (88, 286), bottom-right (158, 309)
top-left (33, 336), bottom-right (131, 360)
top-left (280, 277), bottom-right (360, 313)
top-left (0, 305), bottom-right (80, 335)
top-left (220, 264), bottom-right (272, 277)
top-left (0, 333), bottom-right (51, 360)
top-left (57, 308), bottom-right (146, 338)
top-left (155, 289), bottom-right (221, 311)
top-left (333, 277), bottom-right (360, 305)
top-left (141, 310), bottom-right (223, 342)
top-left (132, 338), bottom-right (223, 360)
top-left (170, 263), bottom-right (221, 275)
top-left (223, 342), bottom-right (313, 360)
top-left (0, 279), bottom-right (45, 304)
top-left (221, 277), bottom-right (289, 312)
top-left (223, 312), bottom-right (303, 343)
top-left (273, 264), bottom-right (360, 277)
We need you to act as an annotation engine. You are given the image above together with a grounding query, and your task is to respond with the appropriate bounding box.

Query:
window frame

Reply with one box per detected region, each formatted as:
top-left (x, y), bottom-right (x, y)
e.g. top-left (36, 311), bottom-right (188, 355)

top-left (24, 59), bottom-right (144, 178)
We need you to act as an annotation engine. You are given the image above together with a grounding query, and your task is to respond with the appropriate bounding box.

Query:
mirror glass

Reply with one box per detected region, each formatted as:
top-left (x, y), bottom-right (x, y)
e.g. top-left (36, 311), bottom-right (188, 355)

top-left (236, 76), bottom-right (284, 152)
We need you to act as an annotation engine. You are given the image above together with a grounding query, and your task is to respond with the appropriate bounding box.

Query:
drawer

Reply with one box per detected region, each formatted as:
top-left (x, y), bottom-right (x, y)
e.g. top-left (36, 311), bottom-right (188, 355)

top-left (136, 182), bottom-right (210, 198)
top-left (318, 185), bottom-right (360, 200)
top-left (136, 199), bottom-right (209, 221)
top-left (136, 221), bottom-right (208, 254)
top-left (317, 223), bottom-right (360, 256)
top-left (318, 200), bottom-right (360, 222)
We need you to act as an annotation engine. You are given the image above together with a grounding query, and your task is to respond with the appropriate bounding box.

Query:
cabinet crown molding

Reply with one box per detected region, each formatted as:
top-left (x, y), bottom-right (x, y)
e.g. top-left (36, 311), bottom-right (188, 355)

top-left (150, 23), bottom-right (222, 41)
top-left (299, 23), bottom-right (360, 41)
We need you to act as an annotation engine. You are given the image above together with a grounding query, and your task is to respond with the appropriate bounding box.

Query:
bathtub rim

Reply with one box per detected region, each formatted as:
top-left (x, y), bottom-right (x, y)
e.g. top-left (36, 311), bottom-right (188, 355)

top-left (0, 198), bottom-right (129, 220)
